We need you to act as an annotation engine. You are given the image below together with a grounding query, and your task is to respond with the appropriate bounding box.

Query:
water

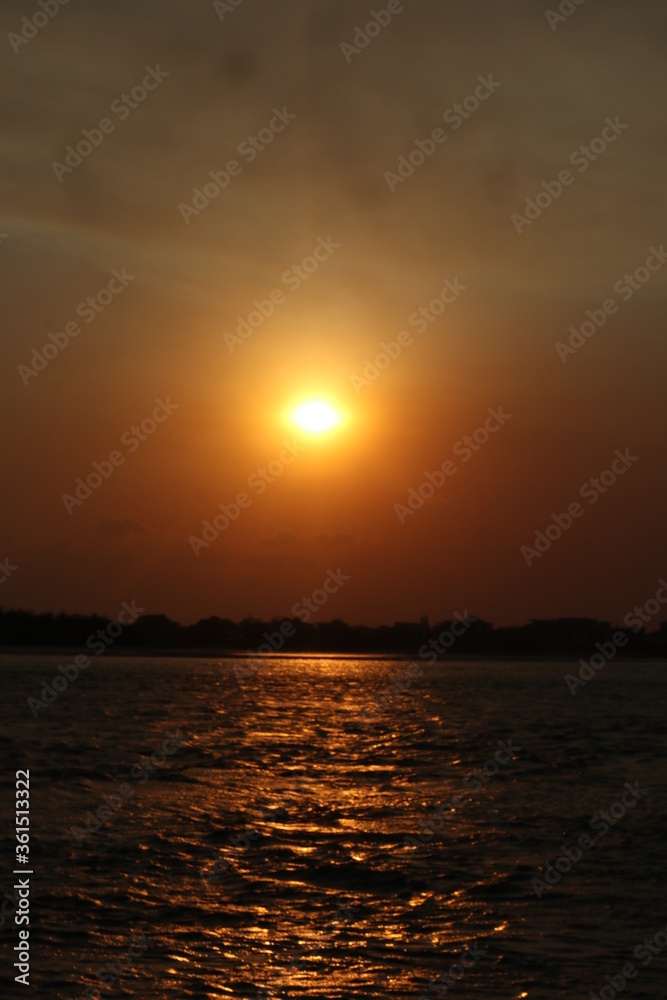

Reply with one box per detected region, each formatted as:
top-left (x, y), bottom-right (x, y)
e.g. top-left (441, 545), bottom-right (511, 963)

top-left (0, 655), bottom-right (665, 998)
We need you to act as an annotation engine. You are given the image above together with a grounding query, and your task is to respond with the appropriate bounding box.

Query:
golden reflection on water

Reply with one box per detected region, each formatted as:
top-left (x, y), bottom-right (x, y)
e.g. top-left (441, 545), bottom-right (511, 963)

top-left (22, 655), bottom-right (663, 997)
top-left (176, 672), bottom-right (518, 1000)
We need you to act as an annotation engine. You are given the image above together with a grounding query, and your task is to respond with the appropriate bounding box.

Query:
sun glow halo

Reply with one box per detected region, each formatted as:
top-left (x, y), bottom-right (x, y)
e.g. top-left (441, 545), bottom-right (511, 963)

top-left (291, 400), bottom-right (342, 435)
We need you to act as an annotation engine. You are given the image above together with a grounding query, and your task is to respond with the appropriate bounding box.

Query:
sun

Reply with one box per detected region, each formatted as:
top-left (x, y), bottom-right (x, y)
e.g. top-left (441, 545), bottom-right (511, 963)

top-left (291, 399), bottom-right (342, 434)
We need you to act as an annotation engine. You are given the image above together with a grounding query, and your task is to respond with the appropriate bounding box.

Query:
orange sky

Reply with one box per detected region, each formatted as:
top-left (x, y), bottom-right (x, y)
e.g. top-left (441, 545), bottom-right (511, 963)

top-left (1, 0), bottom-right (666, 627)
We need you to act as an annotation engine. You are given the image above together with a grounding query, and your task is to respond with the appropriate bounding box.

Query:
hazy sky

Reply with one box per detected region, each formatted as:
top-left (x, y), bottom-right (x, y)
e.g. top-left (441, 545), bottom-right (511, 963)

top-left (2, 0), bottom-right (666, 628)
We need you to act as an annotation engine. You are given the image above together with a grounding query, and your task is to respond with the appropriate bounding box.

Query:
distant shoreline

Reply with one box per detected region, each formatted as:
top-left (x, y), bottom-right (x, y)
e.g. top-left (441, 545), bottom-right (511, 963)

top-left (0, 646), bottom-right (664, 663)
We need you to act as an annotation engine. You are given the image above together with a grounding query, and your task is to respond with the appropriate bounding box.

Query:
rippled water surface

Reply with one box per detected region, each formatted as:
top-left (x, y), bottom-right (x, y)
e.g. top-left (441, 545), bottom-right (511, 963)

top-left (1, 656), bottom-right (666, 998)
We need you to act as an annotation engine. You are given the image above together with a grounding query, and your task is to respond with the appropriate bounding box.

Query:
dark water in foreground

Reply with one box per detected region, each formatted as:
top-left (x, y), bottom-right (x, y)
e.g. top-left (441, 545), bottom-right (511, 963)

top-left (0, 656), bottom-right (665, 999)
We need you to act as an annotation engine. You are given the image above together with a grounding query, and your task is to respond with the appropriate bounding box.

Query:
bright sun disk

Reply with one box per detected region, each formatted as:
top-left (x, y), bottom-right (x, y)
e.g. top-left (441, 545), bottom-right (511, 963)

top-left (291, 400), bottom-right (342, 434)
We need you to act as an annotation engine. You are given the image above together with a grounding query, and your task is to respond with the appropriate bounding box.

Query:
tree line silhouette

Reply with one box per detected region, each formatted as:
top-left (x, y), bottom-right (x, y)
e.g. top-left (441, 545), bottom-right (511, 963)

top-left (1, 607), bottom-right (665, 658)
